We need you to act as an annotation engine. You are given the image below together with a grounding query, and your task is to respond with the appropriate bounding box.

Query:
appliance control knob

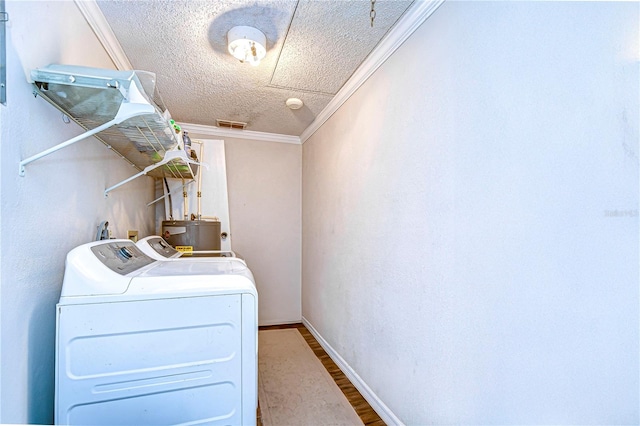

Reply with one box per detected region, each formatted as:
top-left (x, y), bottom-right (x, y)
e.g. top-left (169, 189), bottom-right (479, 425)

top-left (118, 247), bottom-right (133, 260)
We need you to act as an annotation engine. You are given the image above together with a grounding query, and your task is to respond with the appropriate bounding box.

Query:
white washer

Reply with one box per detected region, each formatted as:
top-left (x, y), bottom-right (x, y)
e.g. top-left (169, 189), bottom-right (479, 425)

top-left (137, 236), bottom-right (247, 266)
top-left (56, 239), bottom-right (257, 426)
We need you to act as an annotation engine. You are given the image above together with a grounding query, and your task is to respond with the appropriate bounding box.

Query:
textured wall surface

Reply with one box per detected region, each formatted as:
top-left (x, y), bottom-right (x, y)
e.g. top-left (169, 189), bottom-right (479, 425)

top-left (302, 1), bottom-right (639, 424)
top-left (1, 2), bottom-right (155, 423)
top-left (224, 137), bottom-right (301, 325)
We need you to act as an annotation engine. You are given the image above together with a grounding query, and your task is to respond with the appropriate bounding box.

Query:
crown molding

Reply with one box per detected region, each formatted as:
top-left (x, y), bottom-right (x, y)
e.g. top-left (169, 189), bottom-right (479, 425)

top-left (74, 0), bottom-right (132, 70)
top-left (75, 2), bottom-right (299, 145)
top-left (300, 0), bottom-right (445, 143)
top-left (179, 122), bottom-right (301, 145)
top-left (77, 0), bottom-right (443, 145)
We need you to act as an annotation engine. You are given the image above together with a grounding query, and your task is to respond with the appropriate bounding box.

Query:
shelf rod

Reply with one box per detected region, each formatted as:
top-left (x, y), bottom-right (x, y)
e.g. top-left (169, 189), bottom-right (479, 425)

top-left (103, 167), bottom-right (151, 197)
top-left (146, 180), bottom-right (194, 207)
top-left (18, 99), bottom-right (154, 176)
top-left (19, 118), bottom-right (118, 176)
top-left (104, 150), bottom-right (200, 197)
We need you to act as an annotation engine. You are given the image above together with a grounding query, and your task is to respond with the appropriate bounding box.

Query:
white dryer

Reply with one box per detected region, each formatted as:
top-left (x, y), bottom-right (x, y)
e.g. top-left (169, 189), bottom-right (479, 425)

top-left (55, 239), bottom-right (257, 425)
top-left (137, 236), bottom-right (247, 266)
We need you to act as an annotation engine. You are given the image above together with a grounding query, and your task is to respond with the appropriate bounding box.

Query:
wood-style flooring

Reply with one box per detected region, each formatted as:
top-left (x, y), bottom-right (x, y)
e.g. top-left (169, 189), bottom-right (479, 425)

top-left (258, 323), bottom-right (385, 426)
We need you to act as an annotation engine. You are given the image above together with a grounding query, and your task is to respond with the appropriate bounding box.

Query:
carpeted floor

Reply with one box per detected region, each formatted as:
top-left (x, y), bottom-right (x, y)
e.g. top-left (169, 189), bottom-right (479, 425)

top-left (258, 329), bottom-right (364, 426)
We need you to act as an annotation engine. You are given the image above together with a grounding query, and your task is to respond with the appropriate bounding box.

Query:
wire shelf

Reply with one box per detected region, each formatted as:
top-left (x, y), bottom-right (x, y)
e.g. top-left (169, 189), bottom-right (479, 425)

top-left (23, 65), bottom-right (196, 181)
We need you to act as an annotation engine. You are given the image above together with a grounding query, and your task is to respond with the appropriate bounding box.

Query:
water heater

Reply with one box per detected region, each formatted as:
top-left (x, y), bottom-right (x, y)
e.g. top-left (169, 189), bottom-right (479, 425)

top-left (162, 220), bottom-right (221, 251)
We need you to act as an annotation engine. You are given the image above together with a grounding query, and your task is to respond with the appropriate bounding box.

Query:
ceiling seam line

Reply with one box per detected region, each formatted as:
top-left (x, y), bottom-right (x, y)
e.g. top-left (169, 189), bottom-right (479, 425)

top-left (269, 0), bottom-right (300, 86)
top-left (265, 84), bottom-right (335, 97)
top-left (338, 0), bottom-right (416, 97)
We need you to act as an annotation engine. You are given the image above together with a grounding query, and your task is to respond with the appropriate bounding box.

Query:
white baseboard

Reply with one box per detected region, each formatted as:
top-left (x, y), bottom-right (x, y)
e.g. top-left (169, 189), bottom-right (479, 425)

top-left (259, 318), bottom-right (302, 327)
top-left (301, 316), bottom-right (404, 426)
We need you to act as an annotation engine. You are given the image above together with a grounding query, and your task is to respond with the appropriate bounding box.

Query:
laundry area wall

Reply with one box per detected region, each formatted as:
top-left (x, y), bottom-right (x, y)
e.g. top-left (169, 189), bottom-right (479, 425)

top-left (0, 2), bottom-right (302, 424)
top-left (302, 1), bottom-right (638, 424)
top-left (180, 133), bottom-right (302, 326)
top-left (0, 3), bottom-right (155, 424)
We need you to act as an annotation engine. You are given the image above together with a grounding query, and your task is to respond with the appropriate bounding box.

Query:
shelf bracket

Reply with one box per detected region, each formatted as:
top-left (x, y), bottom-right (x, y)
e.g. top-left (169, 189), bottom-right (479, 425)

top-left (19, 99), bottom-right (155, 176)
top-left (19, 118), bottom-right (117, 176)
top-left (146, 180), bottom-right (195, 207)
top-left (104, 150), bottom-right (201, 197)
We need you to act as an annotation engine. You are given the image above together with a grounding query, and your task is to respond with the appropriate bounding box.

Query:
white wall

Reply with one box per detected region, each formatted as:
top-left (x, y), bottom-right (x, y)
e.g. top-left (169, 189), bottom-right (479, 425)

top-left (302, 1), bottom-right (639, 424)
top-left (176, 130), bottom-right (302, 325)
top-left (1, 2), bottom-right (155, 423)
top-left (223, 137), bottom-right (301, 326)
top-left (156, 129), bottom-right (303, 326)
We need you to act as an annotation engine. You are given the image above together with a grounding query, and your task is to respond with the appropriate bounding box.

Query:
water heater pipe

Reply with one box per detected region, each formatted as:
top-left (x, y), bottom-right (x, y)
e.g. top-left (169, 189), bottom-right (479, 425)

top-left (182, 178), bottom-right (188, 220)
top-left (164, 178), bottom-right (173, 220)
top-left (197, 142), bottom-right (205, 220)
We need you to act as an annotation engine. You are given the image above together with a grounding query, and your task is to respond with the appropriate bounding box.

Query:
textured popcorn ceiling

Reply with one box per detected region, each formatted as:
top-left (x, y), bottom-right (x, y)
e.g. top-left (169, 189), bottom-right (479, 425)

top-left (96, 0), bottom-right (413, 136)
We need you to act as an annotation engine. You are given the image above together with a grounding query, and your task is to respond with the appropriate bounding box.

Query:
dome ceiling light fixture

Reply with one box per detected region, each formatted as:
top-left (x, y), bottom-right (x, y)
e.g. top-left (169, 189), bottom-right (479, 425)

top-left (227, 25), bottom-right (267, 67)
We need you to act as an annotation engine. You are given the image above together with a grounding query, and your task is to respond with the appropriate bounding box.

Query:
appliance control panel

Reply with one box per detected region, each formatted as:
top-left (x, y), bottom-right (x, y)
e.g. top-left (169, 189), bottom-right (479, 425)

top-left (91, 241), bottom-right (155, 275)
top-left (147, 236), bottom-right (180, 258)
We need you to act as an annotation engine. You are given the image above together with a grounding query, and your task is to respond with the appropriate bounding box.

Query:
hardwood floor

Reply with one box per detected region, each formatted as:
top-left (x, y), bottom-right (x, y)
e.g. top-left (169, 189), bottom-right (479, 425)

top-left (259, 323), bottom-right (385, 426)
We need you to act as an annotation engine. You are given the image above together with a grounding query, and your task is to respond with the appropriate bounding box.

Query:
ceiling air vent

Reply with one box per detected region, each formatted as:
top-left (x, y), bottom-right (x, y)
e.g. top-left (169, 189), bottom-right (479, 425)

top-left (216, 119), bottom-right (247, 130)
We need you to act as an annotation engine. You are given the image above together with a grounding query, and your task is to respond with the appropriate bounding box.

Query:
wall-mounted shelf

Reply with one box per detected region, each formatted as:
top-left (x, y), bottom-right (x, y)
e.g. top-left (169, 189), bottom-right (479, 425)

top-left (20, 64), bottom-right (198, 188)
top-left (104, 150), bottom-right (198, 197)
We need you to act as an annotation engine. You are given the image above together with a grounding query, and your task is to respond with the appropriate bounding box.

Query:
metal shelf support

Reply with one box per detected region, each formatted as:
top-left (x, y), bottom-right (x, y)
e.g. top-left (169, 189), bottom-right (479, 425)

top-left (104, 150), bottom-right (200, 197)
top-left (146, 180), bottom-right (194, 206)
top-left (19, 101), bottom-right (154, 176)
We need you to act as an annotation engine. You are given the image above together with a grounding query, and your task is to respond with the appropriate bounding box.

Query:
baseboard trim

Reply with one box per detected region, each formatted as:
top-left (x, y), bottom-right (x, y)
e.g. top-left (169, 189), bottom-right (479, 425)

top-left (301, 316), bottom-right (404, 426)
top-left (259, 319), bottom-right (302, 327)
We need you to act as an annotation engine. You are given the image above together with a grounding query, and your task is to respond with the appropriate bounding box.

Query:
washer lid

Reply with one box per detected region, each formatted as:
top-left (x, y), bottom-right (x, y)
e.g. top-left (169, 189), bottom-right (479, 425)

top-left (137, 259), bottom-right (246, 277)
top-left (137, 236), bottom-right (248, 267)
